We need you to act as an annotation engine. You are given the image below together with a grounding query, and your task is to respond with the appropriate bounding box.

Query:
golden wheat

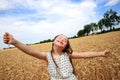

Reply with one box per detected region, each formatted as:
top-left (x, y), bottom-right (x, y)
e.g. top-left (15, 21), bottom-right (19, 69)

top-left (0, 31), bottom-right (120, 80)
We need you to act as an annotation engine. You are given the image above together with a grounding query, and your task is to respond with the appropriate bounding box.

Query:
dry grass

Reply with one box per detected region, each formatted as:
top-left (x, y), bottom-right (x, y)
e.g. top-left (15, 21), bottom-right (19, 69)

top-left (0, 31), bottom-right (120, 80)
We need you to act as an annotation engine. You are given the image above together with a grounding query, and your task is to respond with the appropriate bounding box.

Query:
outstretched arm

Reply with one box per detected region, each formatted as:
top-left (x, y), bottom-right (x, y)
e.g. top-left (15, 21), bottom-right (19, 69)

top-left (3, 32), bottom-right (47, 61)
top-left (69, 50), bottom-right (110, 59)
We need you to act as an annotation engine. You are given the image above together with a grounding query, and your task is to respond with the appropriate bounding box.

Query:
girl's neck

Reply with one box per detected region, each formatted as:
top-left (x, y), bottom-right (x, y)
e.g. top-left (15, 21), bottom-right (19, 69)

top-left (53, 50), bottom-right (62, 55)
top-left (52, 46), bottom-right (63, 56)
top-left (52, 50), bottom-right (62, 59)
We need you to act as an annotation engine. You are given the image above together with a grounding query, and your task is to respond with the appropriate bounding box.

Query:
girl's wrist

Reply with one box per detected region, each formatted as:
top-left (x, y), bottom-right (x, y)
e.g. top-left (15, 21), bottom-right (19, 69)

top-left (12, 39), bottom-right (18, 45)
top-left (97, 52), bottom-right (104, 57)
top-left (101, 52), bottom-right (105, 57)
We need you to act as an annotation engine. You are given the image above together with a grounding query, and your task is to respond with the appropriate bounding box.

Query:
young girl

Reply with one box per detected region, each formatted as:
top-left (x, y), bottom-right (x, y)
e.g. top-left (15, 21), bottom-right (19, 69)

top-left (3, 32), bottom-right (110, 80)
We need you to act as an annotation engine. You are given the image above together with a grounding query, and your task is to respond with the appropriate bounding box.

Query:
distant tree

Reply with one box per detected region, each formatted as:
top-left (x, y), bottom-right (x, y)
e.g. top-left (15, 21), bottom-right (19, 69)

top-left (98, 18), bottom-right (106, 32)
top-left (77, 29), bottom-right (85, 37)
top-left (90, 23), bottom-right (98, 34)
top-left (109, 10), bottom-right (120, 29)
top-left (97, 9), bottom-right (120, 32)
top-left (40, 39), bottom-right (51, 43)
top-left (103, 9), bottom-right (120, 31)
top-left (84, 24), bottom-right (92, 36)
top-left (72, 35), bottom-right (77, 38)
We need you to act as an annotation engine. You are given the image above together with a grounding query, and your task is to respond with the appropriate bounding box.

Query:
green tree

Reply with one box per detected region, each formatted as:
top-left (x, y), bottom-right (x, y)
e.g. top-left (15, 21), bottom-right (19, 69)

top-left (90, 23), bottom-right (98, 34)
top-left (103, 9), bottom-right (120, 30)
top-left (97, 9), bottom-right (120, 32)
top-left (97, 19), bottom-right (105, 32)
top-left (77, 29), bottom-right (84, 37)
top-left (110, 9), bottom-right (120, 29)
top-left (103, 12), bottom-right (112, 30)
top-left (84, 24), bottom-right (92, 36)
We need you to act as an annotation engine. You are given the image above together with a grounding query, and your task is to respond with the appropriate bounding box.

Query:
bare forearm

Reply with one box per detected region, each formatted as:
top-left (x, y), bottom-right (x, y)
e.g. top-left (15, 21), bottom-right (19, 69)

top-left (71, 51), bottom-right (104, 58)
top-left (13, 39), bottom-right (34, 55)
top-left (13, 39), bottom-right (47, 60)
top-left (81, 52), bottom-right (103, 58)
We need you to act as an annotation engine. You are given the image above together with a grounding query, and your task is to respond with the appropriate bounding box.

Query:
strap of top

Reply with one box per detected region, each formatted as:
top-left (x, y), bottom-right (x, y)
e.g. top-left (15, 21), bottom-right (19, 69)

top-left (51, 52), bottom-right (59, 68)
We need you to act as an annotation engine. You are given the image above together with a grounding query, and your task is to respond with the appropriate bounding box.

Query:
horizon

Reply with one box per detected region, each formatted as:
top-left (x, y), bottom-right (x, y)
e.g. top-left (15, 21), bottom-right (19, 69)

top-left (1, 30), bottom-right (120, 50)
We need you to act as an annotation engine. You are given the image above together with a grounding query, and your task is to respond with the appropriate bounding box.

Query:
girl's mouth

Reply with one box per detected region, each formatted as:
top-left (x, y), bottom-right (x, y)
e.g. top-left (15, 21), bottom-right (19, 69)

top-left (59, 42), bottom-right (63, 45)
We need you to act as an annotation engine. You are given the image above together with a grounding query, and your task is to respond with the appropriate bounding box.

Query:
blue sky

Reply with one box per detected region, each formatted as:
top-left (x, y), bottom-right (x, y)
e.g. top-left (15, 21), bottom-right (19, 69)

top-left (0, 0), bottom-right (120, 49)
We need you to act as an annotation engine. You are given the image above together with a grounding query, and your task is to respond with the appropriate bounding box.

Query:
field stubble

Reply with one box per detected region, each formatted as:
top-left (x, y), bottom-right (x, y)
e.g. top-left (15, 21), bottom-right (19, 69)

top-left (0, 31), bottom-right (120, 80)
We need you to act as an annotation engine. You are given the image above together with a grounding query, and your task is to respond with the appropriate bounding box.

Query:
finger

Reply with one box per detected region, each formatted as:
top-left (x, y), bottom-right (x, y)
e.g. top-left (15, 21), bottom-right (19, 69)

top-left (105, 50), bottom-right (110, 54)
top-left (4, 34), bottom-right (8, 38)
top-left (5, 32), bottom-right (13, 40)
top-left (5, 32), bottom-right (9, 35)
top-left (105, 52), bottom-right (109, 57)
top-left (3, 37), bottom-right (10, 44)
top-left (3, 37), bottom-right (10, 41)
top-left (4, 32), bottom-right (10, 37)
top-left (3, 37), bottom-right (10, 39)
top-left (4, 39), bottom-right (9, 44)
top-left (4, 38), bottom-right (9, 40)
top-left (4, 34), bottom-right (7, 38)
top-left (105, 53), bottom-right (108, 57)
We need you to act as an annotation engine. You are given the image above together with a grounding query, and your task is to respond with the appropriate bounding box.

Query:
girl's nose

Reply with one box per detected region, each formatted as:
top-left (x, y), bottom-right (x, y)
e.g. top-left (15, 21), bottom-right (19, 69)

top-left (61, 38), bottom-right (64, 41)
top-left (61, 39), bottom-right (63, 41)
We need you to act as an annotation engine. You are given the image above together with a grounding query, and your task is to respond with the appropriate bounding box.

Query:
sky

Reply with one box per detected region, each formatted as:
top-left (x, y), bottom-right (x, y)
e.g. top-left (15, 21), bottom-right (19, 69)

top-left (0, 0), bottom-right (120, 49)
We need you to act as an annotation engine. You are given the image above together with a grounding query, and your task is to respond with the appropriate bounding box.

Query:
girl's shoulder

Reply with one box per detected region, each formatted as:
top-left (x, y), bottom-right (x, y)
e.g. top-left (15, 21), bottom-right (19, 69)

top-left (46, 52), bottom-right (52, 58)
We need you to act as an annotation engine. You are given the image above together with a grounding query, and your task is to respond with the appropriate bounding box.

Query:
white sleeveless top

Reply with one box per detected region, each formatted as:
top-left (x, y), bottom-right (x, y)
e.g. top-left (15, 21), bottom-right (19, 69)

top-left (47, 52), bottom-right (77, 80)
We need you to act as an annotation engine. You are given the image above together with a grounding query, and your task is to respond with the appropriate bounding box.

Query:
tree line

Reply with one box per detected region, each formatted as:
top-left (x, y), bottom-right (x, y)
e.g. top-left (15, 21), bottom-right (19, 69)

top-left (77, 9), bottom-right (120, 37)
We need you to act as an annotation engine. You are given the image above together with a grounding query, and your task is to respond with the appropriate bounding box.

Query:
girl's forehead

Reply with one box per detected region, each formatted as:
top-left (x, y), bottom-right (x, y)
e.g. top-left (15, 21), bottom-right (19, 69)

top-left (57, 34), bottom-right (68, 39)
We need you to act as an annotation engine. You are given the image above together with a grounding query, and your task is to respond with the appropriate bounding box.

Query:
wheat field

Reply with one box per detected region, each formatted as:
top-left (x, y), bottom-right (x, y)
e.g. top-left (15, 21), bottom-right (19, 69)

top-left (0, 31), bottom-right (120, 80)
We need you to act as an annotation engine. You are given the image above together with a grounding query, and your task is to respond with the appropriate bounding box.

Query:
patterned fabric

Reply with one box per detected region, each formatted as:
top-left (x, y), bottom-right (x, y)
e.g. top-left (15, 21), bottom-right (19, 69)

top-left (47, 52), bottom-right (78, 80)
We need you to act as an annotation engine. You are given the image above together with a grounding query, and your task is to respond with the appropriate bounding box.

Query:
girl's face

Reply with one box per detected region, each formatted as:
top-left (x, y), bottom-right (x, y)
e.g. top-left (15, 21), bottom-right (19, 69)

top-left (53, 34), bottom-right (68, 49)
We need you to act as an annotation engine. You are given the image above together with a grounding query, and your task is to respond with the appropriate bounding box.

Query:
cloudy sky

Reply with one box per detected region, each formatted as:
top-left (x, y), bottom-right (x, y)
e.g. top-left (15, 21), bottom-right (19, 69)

top-left (0, 0), bottom-right (120, 49)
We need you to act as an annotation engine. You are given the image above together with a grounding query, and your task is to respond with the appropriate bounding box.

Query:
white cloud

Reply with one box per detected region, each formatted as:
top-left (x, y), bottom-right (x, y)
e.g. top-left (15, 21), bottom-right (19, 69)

top-left (105, 0), bottom-right (120, 6)
top-left (0, 0), bottom-right (12, 9)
